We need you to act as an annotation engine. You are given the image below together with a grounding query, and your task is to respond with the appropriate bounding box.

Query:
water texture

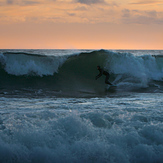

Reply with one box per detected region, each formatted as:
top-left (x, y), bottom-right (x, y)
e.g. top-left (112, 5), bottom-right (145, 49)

top-left (0, 49), bottom-right (163, 162)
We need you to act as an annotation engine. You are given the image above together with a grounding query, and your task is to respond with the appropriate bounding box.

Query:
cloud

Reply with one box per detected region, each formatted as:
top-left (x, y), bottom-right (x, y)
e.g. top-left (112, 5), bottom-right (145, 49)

top-left (122, 9), bottom-right (130, 17)
top-left (76, 0), bottom-right (105, 5)
top-left (6, 0), bottom-right (14, 4)
top-left (130, 1), bottom-right (163, 5)
top-left (6, 0), bottom-right (41, 6)
top-left (67, 12), bottom-right (76, 16)
top-left (146, 10), bottom-right (157, 17)
top-left (121, 9), bottom-right (163, 24)
top-left (23, 1), bottom-right (40, 5)
top-left (132, 16), bottom-right (163, 24)
top-left (74, 6), bottom-right (88, 11)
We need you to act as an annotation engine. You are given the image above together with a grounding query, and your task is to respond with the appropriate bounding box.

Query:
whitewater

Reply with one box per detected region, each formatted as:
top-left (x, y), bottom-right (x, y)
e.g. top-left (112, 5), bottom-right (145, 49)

top-left (0, 49), bottom-right (163, 162)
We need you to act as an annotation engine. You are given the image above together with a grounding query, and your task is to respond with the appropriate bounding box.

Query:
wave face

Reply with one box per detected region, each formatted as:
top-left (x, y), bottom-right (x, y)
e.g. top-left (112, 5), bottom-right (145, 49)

top-left (0, 50), bottom-right (163, 96)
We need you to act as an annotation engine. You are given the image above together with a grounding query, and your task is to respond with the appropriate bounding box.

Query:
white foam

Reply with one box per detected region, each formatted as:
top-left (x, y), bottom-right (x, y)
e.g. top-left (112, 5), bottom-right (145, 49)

top-left (0, 95), bottom-right (163, 162)
top-left (2, 53), bottom-right (67, 76)
top-left (105, 52), bottom-right (163, 88)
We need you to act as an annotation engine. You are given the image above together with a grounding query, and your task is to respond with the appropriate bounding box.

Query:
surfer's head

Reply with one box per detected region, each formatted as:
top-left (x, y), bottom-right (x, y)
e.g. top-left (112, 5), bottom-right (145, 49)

top-left (97, 66), bottom-right (100, 70)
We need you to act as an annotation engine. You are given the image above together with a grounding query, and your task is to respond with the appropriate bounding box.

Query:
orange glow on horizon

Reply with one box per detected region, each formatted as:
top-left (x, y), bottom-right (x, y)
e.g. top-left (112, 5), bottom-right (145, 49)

top-left (0, 0), bottom-right (163, 49)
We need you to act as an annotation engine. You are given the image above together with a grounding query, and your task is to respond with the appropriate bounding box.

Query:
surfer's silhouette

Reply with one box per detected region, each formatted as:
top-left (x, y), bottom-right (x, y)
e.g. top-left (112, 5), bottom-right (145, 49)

top-left (95, 66), bottom-right (112, 85)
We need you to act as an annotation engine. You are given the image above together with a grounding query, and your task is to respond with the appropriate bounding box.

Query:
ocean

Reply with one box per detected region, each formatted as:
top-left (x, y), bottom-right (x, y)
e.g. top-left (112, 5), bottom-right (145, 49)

top-left (0, 49), bottom-right (163, 162)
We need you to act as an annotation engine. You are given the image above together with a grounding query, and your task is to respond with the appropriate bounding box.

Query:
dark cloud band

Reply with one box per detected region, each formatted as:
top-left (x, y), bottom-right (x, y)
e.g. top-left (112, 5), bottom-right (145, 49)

top-left (76, 0), bottom-right (105, 5)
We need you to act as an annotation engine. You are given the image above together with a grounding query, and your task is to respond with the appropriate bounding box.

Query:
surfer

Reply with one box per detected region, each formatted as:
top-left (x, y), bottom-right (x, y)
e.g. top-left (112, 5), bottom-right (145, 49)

top-left (95, 66), bottom-right (112, 85)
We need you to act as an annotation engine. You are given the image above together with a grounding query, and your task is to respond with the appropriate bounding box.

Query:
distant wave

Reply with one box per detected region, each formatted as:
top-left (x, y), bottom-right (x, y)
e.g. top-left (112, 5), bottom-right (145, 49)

top-left (0, 50), bottom-right (163, 95)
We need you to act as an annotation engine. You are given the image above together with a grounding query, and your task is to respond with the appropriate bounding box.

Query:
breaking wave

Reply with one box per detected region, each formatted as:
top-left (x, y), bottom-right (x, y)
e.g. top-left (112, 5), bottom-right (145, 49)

top-left (0, 50), bottom-right (163, 96)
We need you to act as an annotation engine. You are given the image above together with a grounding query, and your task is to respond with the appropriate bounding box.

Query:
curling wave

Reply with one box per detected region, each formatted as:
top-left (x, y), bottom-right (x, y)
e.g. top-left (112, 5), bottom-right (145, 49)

top-left (0, 50), bottom-right (163, 96)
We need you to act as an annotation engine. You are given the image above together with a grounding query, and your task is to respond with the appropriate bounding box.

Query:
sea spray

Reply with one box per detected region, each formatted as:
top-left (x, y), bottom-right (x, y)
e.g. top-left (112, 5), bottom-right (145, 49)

top-left (1, 52), bottom-right (68, 76)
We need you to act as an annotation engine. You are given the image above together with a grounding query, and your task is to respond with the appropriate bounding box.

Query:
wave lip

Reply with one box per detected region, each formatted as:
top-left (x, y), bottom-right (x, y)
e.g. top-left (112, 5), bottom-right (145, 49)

top-left (0, 51), bottom-right (67, 76)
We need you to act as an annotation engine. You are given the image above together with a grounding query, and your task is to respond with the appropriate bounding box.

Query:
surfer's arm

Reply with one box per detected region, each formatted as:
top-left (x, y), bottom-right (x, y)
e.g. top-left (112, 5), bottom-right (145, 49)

top-left (96, 74), bottom-right (101, 80)
top-left (95, 70), bottom-right (103, 80)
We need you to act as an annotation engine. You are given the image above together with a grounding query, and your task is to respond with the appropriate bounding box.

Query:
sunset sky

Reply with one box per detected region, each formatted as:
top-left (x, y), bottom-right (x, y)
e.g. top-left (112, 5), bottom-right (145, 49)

top-left (0, 0), bottom-right (163, 49)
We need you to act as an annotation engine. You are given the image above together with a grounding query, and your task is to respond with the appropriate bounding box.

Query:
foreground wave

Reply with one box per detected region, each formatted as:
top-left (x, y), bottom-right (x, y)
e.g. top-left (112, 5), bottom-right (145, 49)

top-left (0, 50), bottom-right (163, 97)
top-left (0, 96), bottom-right (163, 162)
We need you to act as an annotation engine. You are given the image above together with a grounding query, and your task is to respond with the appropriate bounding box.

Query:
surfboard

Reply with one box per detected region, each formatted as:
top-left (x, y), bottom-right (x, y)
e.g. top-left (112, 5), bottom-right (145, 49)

top-left (107, 84), bottom-right (117, 89)
top-left (110, 84), bottom-right (117, 87)
top-left (107, 75), bottom-right (121, 89)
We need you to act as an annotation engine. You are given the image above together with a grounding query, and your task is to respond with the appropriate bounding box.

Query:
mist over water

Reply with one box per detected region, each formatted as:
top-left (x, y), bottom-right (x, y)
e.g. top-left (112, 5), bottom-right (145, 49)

top-left (0, 49), bottom-right (163, 162)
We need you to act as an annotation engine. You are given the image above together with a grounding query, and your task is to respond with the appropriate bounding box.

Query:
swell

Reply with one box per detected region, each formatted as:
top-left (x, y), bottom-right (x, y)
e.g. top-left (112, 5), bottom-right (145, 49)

top-left (0, 50), bottom-right (163, 95)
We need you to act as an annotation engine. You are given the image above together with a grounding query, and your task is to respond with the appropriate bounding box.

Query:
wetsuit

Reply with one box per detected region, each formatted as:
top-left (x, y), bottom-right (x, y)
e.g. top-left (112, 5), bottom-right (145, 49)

top-left (96, 68), bottom-right (112, 85)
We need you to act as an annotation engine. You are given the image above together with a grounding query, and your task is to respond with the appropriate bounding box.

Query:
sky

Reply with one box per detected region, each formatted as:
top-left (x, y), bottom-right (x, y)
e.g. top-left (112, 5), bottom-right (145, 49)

top-left (0, 0), bottom-right (163, 49)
